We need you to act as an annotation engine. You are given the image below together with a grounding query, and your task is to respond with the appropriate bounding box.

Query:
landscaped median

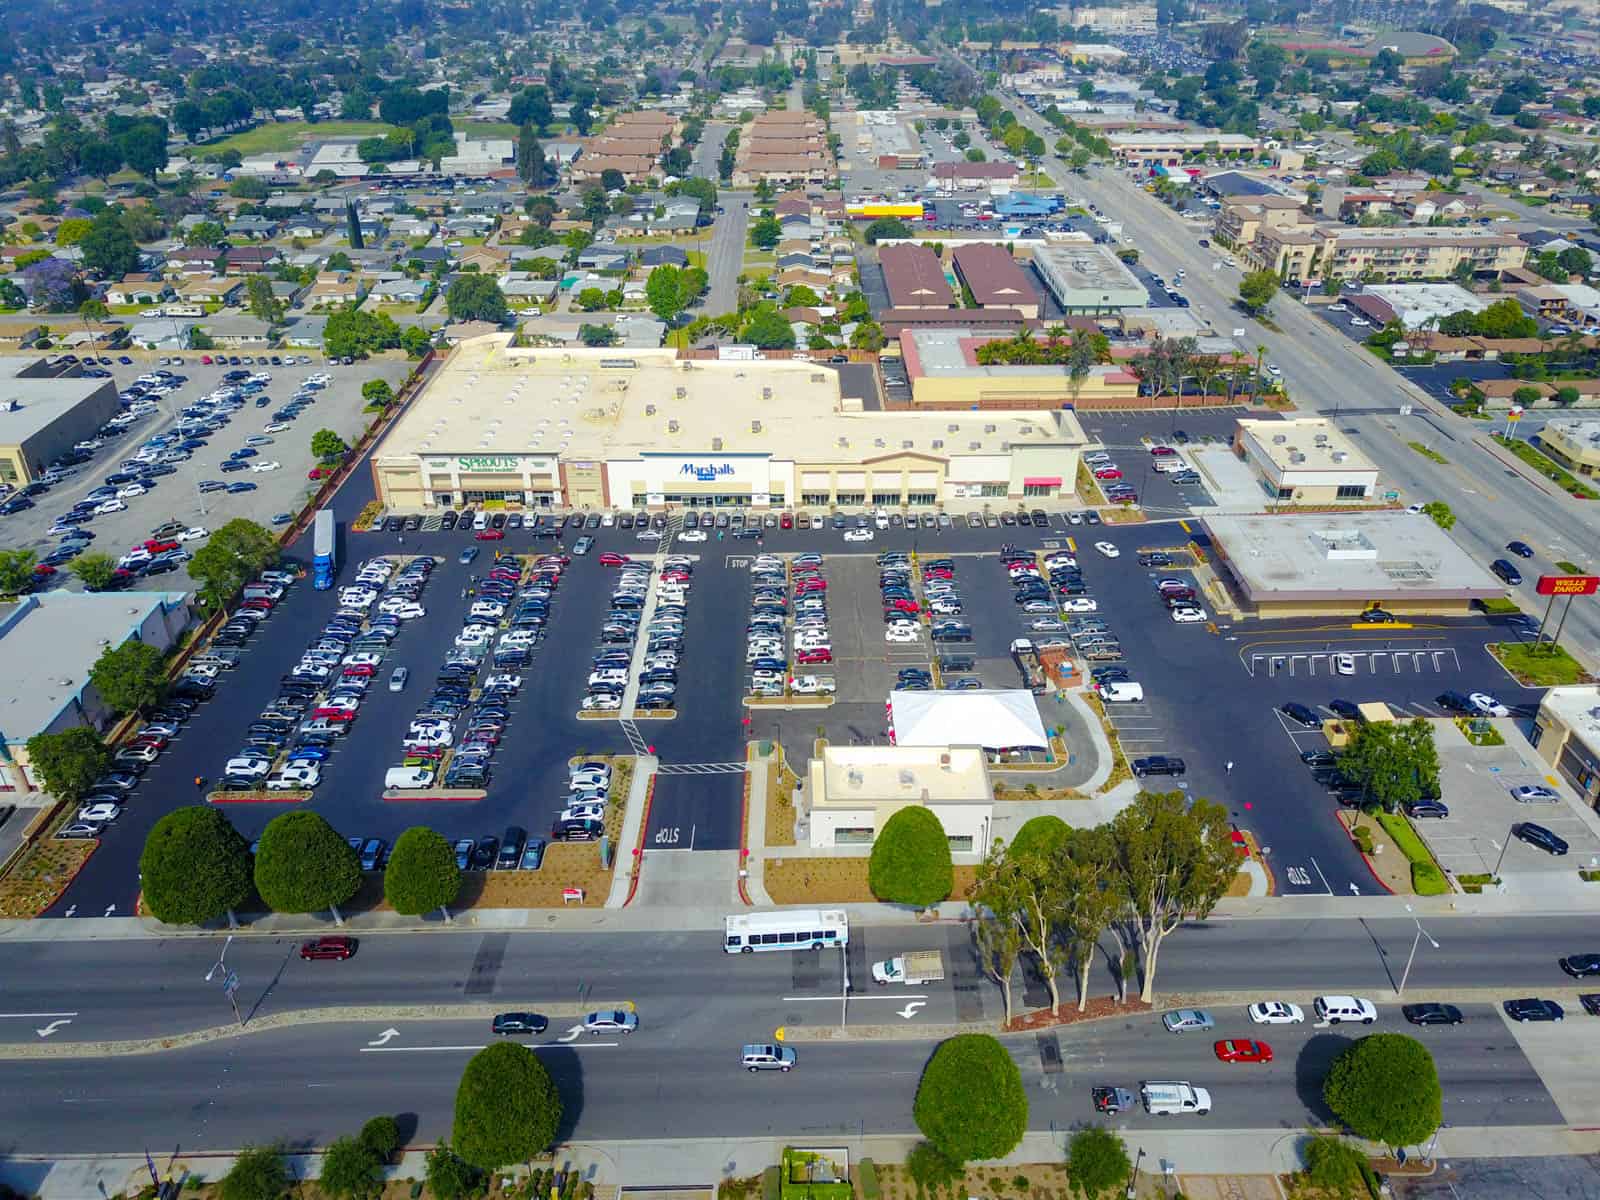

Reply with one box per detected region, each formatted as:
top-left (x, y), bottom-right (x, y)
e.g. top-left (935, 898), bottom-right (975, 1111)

top-left (1491, 433), bottom-right (1599, 499)
top-left (1491, 640), bottom-right (1594, 686)
top-left (1374, 810), bottom-right (1451, 896)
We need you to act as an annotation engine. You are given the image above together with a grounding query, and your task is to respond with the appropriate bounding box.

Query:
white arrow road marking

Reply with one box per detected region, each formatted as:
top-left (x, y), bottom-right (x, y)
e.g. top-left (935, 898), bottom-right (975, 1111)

top-left (1349, 882), bottom-right (1362, 895)
top-left (366, 1028), bottom-right (400, 1047)
top-left (557, 1024), bottom-right (585, 1043)
top-left (36, 1019), bottom-right (71, 1038)
top-left (359, 1043), bottom-right (618, 1054)
top-left (103, 904), bottom-right (116, 916)
top-left (897, 1001), bottom-right (927, 1020)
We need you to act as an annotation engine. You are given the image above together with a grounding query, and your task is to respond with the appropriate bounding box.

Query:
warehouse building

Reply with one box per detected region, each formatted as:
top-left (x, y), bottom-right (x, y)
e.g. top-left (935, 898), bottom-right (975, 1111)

top-left (897, 327), bottom-right (1140, 410)
top-left (951, 244), bottom-right (1041, 319)
top-left (369, 336), bottom-right (1090, 512)
top-left (1232, 418), bottom-right (1380, 505)
top-left (1204, 512), bottom-right (1505, 618)
top-left (0, 367), bottom-right (121, 486)
top-left (1031, 243), bottom-right (1148, 315)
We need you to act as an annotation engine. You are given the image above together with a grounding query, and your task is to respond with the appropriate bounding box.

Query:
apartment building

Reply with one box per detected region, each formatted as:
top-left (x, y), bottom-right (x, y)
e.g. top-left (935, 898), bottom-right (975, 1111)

top-left (1245, 221), bottom-right (1527, 285)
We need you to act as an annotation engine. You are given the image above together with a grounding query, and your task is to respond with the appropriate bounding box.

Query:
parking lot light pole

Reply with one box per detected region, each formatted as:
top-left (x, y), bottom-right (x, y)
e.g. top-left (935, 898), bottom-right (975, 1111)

top-left (1396, 903), bottom-right (1439, 997)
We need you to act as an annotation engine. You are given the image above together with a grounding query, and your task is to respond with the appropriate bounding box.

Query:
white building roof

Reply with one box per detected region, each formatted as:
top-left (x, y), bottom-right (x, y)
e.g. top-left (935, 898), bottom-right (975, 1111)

top-left (888, 690), bottom-right (1047, 751)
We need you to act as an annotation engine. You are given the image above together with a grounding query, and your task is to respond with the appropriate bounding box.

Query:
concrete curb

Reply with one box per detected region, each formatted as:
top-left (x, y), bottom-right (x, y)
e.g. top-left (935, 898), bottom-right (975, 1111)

top-left (0, 1002), bottom-right (623, 1060)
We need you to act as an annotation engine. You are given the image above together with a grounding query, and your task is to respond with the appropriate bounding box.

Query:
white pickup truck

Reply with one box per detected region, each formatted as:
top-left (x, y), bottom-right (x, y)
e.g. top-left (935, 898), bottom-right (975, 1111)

top-left (789, 675), bottom-right (836, 695)
top-left (871, 950), bottom-right (945, 986)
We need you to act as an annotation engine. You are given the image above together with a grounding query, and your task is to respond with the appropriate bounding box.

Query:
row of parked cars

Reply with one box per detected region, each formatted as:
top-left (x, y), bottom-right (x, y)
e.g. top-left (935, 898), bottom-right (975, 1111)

top-left (551, 758), bottom-right (617, 845)
top-left (745, 554), bottom-right (827, 696)
top-left (585, 554), bottom-right (687, 716)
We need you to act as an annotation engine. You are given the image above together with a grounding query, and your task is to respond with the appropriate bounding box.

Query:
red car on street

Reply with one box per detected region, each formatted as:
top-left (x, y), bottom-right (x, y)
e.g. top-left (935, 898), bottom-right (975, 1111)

top-left (1214, 1039), bottom-right (1273, 1064)
top-left (300, 936), bottom-right (358, 961)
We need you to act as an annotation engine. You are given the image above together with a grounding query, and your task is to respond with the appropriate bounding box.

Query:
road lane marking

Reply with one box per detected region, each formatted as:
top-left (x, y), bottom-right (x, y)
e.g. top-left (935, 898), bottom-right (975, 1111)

top-left (0, 1012), bottom-right (79, 1019)
top-left (783, 994), bottom-right (927, 1002)
top-left (359, 1043), bottom-right (618, 1053)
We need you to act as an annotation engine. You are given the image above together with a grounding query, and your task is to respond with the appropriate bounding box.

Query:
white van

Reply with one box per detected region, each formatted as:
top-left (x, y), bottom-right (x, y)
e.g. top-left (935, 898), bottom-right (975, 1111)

top-left (473, 510), bottom-right (490, 530)
top-left (1099, 682), bottom-right (1144, 703)
top-left (1141, 1081), bottom-right (1211, 1116)
top-left (385, 766), bottom-right (435, 789)
top-left (1313, 995), bottom-right (1377, 1025)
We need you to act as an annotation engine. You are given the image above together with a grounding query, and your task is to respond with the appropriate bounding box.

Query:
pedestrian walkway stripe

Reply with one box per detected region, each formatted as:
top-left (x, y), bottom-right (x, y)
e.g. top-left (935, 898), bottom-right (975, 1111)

top-left (1179, 520), bottom-right (1192, 534)
top-left (658, 762), bottom-right (747, 775)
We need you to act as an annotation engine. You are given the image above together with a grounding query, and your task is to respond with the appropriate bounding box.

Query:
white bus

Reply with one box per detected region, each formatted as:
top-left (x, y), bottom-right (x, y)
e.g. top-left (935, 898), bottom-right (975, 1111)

top-left (724, 909), bottom-right (849, 953)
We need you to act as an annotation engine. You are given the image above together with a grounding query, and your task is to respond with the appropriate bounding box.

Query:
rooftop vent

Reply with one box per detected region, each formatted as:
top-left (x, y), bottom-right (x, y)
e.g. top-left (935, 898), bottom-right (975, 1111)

top-left (969, 441), bottom-right (981, 450)
top-left (762, 387), bottom-right (772, 400)
top-left (948, 424), bottom-right (960, 432)
top-left (931, 439), bottom-right (943, 449)
top-left (902, 440), bottom-right (914, 450)
top-left (712, 437), bottom-right (723, 451)
top-left (752, 420), bottom-right (762, 433)
top-left (675, 387), bottom-right (686, 398)
top-left (1331, 450), bottom-right (1348, 463)
top-left (846, 769), bottom-right (864, 788)
top-left (668, 420), bottom-right (680, 433)
top-left (1273, 434), bottom-right (1288, 444)
top-left (874, 437), bottom-right (885, 448)
top-left (984, 424), bottom-right (997, 433)
top-left (838, 437), bottom-right (850, 448)
top-left (1289, 451), bottom-right (1306, 464)
top-left (898, 769), bottom-right (916, 786)
top-left (645, 404), bottom-right (656, 415)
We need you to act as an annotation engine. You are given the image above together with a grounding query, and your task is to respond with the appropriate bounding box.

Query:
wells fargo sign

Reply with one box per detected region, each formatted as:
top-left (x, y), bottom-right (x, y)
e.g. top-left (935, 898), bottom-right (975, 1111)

top-left (1536, 575), bottom-right (1600, 597)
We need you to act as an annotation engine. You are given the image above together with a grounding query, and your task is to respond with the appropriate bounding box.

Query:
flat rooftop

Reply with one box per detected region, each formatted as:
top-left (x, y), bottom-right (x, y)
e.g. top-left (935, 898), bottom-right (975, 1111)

top-left (902, 327), bottom-right (1135, 389)
top-left (1236, 418), bottom-right (1376, 474)
top-left (1364, 283), bottom-right (1488, 327)
top-left (377, 335), bottom-right (1082, 463)
top-left (0, 375), bottom-right (113, 445)
top-left (1205, 512), bottom-right (1505, 602)
top-left (0, 592), bottom-right (188, 741)
top-left (1542, 686), bottom-right (1600, 751)
top-left (1032, 243), bottom-right (1146, 301)
top-left (812, 744), bottom-right (990, 807)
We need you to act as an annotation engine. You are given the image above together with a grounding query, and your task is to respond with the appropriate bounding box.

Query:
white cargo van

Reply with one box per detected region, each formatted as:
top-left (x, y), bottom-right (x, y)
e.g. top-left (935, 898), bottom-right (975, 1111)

top-left (1099, 682), bottom-right (1144, 703)
top-left (1140, 1081), bottom-right (1211, 1116)
top-left (385, 766), bottom-right (435, 789)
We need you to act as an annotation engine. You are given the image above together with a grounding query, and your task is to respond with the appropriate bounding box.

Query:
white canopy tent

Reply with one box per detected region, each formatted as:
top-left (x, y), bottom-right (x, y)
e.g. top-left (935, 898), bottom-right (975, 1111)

top-left (888, 689), bottom-right (1048, 751)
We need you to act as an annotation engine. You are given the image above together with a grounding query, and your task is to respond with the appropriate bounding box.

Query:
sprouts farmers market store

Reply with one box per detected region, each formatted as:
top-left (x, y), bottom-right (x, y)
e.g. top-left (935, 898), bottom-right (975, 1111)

top-left (369, 337), bottom-right (1090, 513)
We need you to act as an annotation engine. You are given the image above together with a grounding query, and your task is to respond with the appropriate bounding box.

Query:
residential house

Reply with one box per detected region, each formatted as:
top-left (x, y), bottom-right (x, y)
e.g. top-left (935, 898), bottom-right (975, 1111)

top-left (403, 246), bottom-right (452, 270)
top-left (199, 314), bottom-right (273, 347)
top-left (576, 248), bottom-right (630, 272)
top-left (177, 277), bottom-right (245, 306)
top-left (163, 246), bottom-right (224, 276)
top-left (369, 277), bottom-right (429, 304)
top-left (128, 318), bottom-right (197, 349)
top-left (502, 276), bottom-right (559, 306)
top-left (638, 245), bottom-right (690, 268)
top-left (226, 216), bottom-right (278, 240)
top-left (281, 217), bottom-right (328, 240)
top-left (105, 275), bottom-right (173, 305)
top-left (304, 272), bottom-right (367, 309)
top-left (223, 246), bottom-right (281, 275)
top-left (282, 314), bottom-right (329, 348)
top-left (458, 246), bottom-right (509, 275)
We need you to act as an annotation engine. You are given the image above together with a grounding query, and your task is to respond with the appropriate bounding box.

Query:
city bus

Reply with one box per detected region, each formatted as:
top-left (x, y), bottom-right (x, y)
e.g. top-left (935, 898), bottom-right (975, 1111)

top-left (724, 909), bottom-right (849, 953)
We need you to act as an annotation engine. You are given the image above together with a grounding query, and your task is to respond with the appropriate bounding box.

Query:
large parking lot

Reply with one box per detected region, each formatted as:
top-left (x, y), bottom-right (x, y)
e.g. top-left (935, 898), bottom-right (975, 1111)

top-left (0, 355), bottom-right (409, 596)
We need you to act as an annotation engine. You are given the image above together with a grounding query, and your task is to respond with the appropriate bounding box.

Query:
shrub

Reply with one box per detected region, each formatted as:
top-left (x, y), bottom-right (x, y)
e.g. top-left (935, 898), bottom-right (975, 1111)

top-left (359, 1115), bottom-right (401, 1163)
top-left (1411, 862), bottom-right (1449, 896)
top-left (907, 1141), bottom-right (963, 1186)
top-left (914, 1034), bottom-right (1028, 1163)
top-left (868, 805), bottom-right (954, 907)
top-left (1301, 1134), bottom-right (1369, 1200)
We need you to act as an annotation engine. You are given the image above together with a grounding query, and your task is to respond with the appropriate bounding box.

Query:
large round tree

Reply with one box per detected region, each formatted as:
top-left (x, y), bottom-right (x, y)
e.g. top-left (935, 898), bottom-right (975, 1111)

top-left (1323, 1033), bottom-right (1442, 1151)
top-left (1007, 814), bottom-right (1070, 862)
top-left (140, 806), bottom-right (254, 926)
top-left (868, 805), bottom-right (954, 907)
top-left (453, 1041), bottom-right (563, 1169)
top-left (913, 1034), bottom-right (1027, 1164)
top-left (384, 826), bottom-right (461, 919)
top-left (253, 811), bottom-right (361, 922)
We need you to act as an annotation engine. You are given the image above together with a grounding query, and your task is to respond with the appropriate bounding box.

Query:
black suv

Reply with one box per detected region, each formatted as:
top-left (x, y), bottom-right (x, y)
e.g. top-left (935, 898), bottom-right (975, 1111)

top-left (1280, 702), bottom-right (1321, 729)
top-left (1132, 755), bottom-right (1186, 777)
top-left (1514, 822), bottom-right (1569, 856)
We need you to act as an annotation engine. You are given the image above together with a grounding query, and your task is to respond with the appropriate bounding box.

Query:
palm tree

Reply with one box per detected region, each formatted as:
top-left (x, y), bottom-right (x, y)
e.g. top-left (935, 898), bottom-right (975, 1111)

top-left (1254, 343), bottom-right (1268, 400)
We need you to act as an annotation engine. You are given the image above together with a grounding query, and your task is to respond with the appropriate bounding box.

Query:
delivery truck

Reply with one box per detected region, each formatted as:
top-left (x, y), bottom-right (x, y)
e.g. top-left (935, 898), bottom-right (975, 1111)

top-left (871, 949), bottom-right (945, 986)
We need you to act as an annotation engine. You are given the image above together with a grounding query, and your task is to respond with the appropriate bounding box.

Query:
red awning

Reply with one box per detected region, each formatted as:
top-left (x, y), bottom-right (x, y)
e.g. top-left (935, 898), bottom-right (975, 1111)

top-left (1023, 477), bottom-right (1062, 487)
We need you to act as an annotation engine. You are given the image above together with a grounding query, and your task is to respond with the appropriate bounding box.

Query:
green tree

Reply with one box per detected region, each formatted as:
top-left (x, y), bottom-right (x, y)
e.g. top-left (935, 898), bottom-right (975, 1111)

top-left (1299, 1135), bottom-right (1368, 1200)
top-left (913, 1034), bottom-right (1027, 1164)
top-left (401, 325), bottom-right (432, 358)
top-left (139, 805), bottom-right (254, 926)
top-left (78, 210), bottom-right (141, 278)
top-left (516, 125), bottom-right (549, 187)
top-left (580, 184), bottom-right (610, 226)
top-left (1008, 814), bottom-right (1071, 861)
top-left (319, 1134), bottom-right (382, 1200)
top-left (253, 810), bottom-right (362, 922)
top-left (245, 275), bottom-right (284, 326)
top-left (749, 215), bottom-right (782, 250)
top-left (384, 826), bottom-right (461, 919)
top-left (579, 323), bottom-right (619, 347)
top-left (850, 320), bottom-right (885, 351)
top-left (324, 308), bottom-right (402, 359)
top-left (311, 429), bottom-right (349, 463)
top-left (974, 835), bottom-right (1065, 1013)
top-left (575, 287), bottom-right (609, 312)
top-left (1238, 268), bottom-right (1279, 316)
top-left (1421, 500), bottom-right (1455, 530)
top-left (1066, 1126), bottom-right (1132, 1199)
top-left (24, 727), bottom-right (110, 803)
top-left (424, 1147), bottom-right (484, 1200)
top-left (218, 1145), bottom-right (289, 1200)
top-left (1339, 719), bottom-right (1439, 812)
top-left (645, 264), bottom-right (687, 323)
top-left (54, 218), bottom-right (93, 246)
top-left (1323, 1033), bottom-right (1442, 1151)
top-left (187, 519), bottom-right (279, 610)
top-left (89, 639), bottom-right (166, 716)
top-left (361, 379), bottom-right (394, 407)
top-left (1511, 385), bottom-right (1543, 409)
top-left (453, 1041), bottom-right (564, 1169)
top-left (69, 550), bottom-right (119, 592)
top-left (445, 274), bottom-right (510, 324)
top-left (1111, 790), bottom-right (1238, 1002)
top-left (868, 805), bottom-right (954, 907)
top-left (738, 305), bottom-right (796, 350)
top-left (863, 217), bottom-right (911, 244)
top-left (359, 1115), bottom-right (401, 1163)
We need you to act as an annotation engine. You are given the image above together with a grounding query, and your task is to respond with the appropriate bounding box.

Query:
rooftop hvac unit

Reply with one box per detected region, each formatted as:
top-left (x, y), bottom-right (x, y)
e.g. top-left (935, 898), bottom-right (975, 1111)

top-left (668, 420), bottom-right (680, 433)
top-left (838, 437), bottom-right (850, 447)
top-left (1289, 451), bottom-right (1306, 463)
top-left (902, 440), bottom-right (914, 450)
top-left (752, 420), bottom-right (762, 433)
top-left (1314, 433), bottom-right (1329, 444)
top-left (1273, 434), bottom-right (1288, 444)
top-left (931, 439), bottom-right (943, 449)
top-left (712, 437), bottom-right (723, 451)
top-left (874, 437), bottom-right (885, 447)
top-left (645, 404), bottom-right (656, 415)
top-left (984, 424), bottom-right (997, 433)
top-left (948, 424), bottom-right (960, 432)
top-left (676, 387), bottom-right (686, 398)
top-left (762, 387), bottom-right (772, 399)
top-left (1332, 451), bottom-right (1348, 463)
top-left (898, 769), bottom-right (916, 786)
top-left (969, 441), bottom-right (982, 450)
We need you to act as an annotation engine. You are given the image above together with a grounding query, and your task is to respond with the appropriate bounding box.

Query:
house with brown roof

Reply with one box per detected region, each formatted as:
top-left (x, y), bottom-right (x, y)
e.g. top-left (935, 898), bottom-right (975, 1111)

top-left (880, 244), bottom-right (954, 310)
top-left (223, 245), bottom-right (281, 275)
top-left (950, 244), bottom-right (1039, 319)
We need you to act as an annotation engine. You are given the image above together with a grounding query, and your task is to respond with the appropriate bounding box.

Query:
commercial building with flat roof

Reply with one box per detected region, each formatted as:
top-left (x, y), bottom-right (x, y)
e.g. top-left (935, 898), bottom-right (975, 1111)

top-left (1204, 511), bottom-right (1504, 617)
top-left (0, 590), bottom-right (192, 792)
top-left (878, 244), bottom-right (954, 310)
top-left (1233, 418), bottom-right (1380, 505)
top-left (1030, 244), bottom-right (1147, 315)
top-left (1107, 132), bottom-right (1261, 166)
top-left (897, 327), bottom-right (1139, 412)
top-left (1538, 418), bottom-right (1600, 476)
top-left (370, 336), bottom-right (1091, 513)
top-left (1530, 686), bottom-right (1600, 811)
top-left (951, 244), bottom-right (1040, 319)
top-left (0, 368), bottom-right (120, 486)
top-left (806, 744), bottom-right (993, 851)
top-left (1356, 283), bottom-right (1488, 331)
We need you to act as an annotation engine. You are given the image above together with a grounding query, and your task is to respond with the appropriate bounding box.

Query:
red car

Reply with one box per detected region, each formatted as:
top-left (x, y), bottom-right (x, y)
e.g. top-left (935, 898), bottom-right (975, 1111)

top-left (1214, 1038), bottom-right (1273, 1064)
top-left (300, 936), bottom-right (358, 961)
top-left (312, 707), bottom-right (357, 722)
top-left (1150, 445), bottom-right (1177, 457)
top-left (1095, 468), bottom-right (1123, 480)
top-left (923, 568), bottom-right (954, 581)
top-left (796, 648), bottom-right (833, 664)
top-left (598, 552), bottom-right (630, 566)
top-left (475, 528), bottom-right (504, 541)
top-left (200, 355), bottom-right (213, 365)
top-left (308, 467), bottom-right (332, 480)
top-left (32, 563), bottom-right (55, 577)
top-left (129, 733), bottom-right (169, 750)
top-left (343, 664), bottom-right (376, 677)
top-left (488, 568), bottom-right (521, 582)
top-left (795, 582), bottom-right (827, 595)
top-left (143, 539), bottom-right (179, 554)
top-left (240, 597), bottom-right (273, 611)
top-left (780, 512), bottom-right (794, 529)
top-left (887, 599), bottom-right (919, 613)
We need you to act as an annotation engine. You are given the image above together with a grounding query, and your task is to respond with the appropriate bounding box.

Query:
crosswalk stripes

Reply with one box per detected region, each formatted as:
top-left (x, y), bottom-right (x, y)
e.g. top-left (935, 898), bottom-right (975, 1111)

top-left (619, 718), bottom-right (648, 755)
top-left (658, 762), bottom-right (748, 775)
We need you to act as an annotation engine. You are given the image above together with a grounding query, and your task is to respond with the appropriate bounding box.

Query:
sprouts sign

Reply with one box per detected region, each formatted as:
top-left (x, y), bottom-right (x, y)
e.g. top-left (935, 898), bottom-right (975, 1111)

top-left (456, 455), bottom-right (521, 473)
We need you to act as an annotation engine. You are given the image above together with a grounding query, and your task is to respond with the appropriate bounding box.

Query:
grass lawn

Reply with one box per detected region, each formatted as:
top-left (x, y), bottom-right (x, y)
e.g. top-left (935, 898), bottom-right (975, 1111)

top-left (458, 121), bottom-right (519, 139)
top-left (205, 120), bottom-right (392, 156)
top-left (1491, 640), bottom-right (1593, 686)
top-left (1407, 441), bottom-right (1449, 465)
top-left (1375, 811), bottom-right (1450, 896)
top-left (1478, 597), bottom-right (1522, 615)
top-left (1493, 433), bottom-right (1600, 499)
top-left (764, 857), bottom-right (976, 904)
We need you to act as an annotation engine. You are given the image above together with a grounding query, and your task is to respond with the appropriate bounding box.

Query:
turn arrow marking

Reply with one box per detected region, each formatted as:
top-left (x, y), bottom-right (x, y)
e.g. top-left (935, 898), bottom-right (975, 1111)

top-left (36, 1020), bottom-right (71, 1038)
top-left (897, 1001), bottom-right (926, 1020)
top-left (366, 1028), bottom-right (400, 1047)
top-left (557, 1024), bottom-right (584, 1043)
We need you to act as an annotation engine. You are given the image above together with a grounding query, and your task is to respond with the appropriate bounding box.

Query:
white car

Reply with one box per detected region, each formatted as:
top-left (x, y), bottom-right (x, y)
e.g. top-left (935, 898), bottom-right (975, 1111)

top-left (343, 651), bottom-right (383, 667)
top-left (1334, 653), bottom-right (1356, 675)
top-left (77, 801), bottom-right (122, 823)
top-left (1060, 597), bottom-right (1099, 613)
top-left (843, 528), bottom-right (874, 542)
top-left (1266, 363), bottom-right (1283, 376)
top-left (116, 483), bottom-right (148, 499)
top-left (178, 526), bottom-right (209, 542)
top-left (1350, 317), bottom-right (1371, 327)
top-left (224, 756), bottom-right (272, 778)
top-left (1094, 541), bottom-right (1120, 558)
top-left (455, 627), bottom-right (491, 648)
top-left (1248, 1000), bottom-right (1305, 1025)
top-left (388, 602), bottom-right (426, 619)
top-left (885, 625), bottom-right (920, 643)
top-left (94, 498), bottom-right (127, 514)
top-left (677, 528), bottom-right (707, 541)
top-left (1170, 606), bottom-right (1207, 623)
top-left (1468, 692), bottom-right (1510, 717)
top-left (1328, 303), bottom-right (1348, 313)
top-left (560, 802), bottom-right (607, 822)
top-left (468, 601), bottom-right (506, 619)
top-left (569, 771), bottom-right (610, 792)
top-left (266, 765), bottom-right (321, 790)
top-left (582, 694), bottom-right (623, 711)
top-left (250, 460), bottom-right (281, 472)
top-left (262, 422), bottom-right (290, 433)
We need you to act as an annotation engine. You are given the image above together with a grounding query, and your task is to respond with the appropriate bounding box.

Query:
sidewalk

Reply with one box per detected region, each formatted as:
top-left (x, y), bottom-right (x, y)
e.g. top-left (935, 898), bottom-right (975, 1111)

top-left (11, 1126), bottom-right (1600, 1198)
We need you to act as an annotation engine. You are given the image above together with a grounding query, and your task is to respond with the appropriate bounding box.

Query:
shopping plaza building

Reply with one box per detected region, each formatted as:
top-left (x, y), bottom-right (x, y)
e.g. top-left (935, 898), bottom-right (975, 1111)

top-left (369, 336), bottom-right (1090, 512)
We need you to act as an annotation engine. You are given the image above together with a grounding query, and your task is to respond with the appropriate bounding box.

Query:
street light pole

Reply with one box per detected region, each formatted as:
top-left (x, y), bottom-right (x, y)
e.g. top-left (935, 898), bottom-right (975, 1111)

top-left (1396, 903), bottom-right (1439, 998)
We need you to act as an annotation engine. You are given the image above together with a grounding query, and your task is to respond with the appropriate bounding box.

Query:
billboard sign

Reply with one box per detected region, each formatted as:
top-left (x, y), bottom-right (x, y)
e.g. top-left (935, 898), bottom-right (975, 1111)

top-left (1536, 575), bottom-right (1600, 596)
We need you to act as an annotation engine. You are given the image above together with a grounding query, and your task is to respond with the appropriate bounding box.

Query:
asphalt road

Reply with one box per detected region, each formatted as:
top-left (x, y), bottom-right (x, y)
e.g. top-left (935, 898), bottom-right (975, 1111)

top-left (0, 993), bottom-right (1567, 1152)
top-left (4, 914), bottom-right (1595, 1046)
top-left (703, 190), bottom-right (750, 316)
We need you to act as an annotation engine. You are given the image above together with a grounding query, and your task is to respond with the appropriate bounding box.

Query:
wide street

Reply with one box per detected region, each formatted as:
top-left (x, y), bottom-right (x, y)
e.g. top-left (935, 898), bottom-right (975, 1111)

top-left (1002, 94), bottom-right (1600, 665)
top-left (0, 913), bottom-right (1592, 1150)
